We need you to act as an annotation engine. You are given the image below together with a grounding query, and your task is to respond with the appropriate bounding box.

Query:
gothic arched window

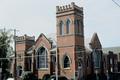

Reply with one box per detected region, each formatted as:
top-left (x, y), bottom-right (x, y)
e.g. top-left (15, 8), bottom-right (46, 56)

top-left (75, 20), bottom-right (80, 34)
top-left (66, 19), bottom-right (71, 34)
top-left (59, 21), bottom-right (64, 35)
top-left (37, 47), bottom-right (48, 69)
top-left (63, 56), bottom-right (70, 68)
top-left (93, 49), bottom-right (101, 68)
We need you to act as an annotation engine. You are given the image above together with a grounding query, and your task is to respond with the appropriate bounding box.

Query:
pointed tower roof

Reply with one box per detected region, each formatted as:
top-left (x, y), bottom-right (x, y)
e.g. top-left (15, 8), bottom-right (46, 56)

top-left (89, 33), bottom-right (102, 49)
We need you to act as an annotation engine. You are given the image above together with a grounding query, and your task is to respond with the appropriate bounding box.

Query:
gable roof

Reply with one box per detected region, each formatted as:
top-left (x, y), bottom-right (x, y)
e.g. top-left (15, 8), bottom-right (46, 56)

top-left (89, 33), bottom-right (102, 49)
top-left (35, 33), bottom-right (51, 44)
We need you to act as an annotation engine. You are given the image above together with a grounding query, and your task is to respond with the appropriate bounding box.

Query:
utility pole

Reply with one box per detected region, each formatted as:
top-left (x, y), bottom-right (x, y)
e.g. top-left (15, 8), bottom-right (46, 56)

top-left (56, 46), bottom-right (58, 80)
top-left (50, 38), bottom-right (58, 80)
top-left (14, 29), bottom-right (17, 80)
top-left (0, 28), bottom-right (5, 80)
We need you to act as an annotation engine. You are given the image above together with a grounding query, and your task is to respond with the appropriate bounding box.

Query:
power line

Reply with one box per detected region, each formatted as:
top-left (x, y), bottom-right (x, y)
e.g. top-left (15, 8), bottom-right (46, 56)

top-left (0, 50), bottom-right (85, 60)
top-left (112, 0), bottom-right (120, 7)
top-left (0, 54), bottom-right (56, 60)
top-left (0, 48), bottom-right (103, 60)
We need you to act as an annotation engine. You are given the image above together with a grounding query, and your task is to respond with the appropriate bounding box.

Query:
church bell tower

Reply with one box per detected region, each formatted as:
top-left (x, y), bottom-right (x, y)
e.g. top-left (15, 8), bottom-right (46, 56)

top-left (56, 2), bottom-right (85, 79)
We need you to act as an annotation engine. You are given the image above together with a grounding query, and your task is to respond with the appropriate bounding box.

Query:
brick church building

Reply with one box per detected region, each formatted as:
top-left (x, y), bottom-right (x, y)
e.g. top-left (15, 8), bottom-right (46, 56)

top-left (9, 2), bottom-right (119, 80)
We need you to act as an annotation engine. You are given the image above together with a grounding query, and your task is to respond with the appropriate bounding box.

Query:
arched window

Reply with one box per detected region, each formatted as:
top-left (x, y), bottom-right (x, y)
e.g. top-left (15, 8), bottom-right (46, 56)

top-left (75, 20), bottom-right (83, 35)
top-left (37, 47), bottom-right (48, 69)
top-left (93, 49), bottom-right (101, 68)
top-left (59, 21), bottom-right (64, 35)
top-left (63, 56), bottom-right (70, 68)
top-left (75, 20), bottom-right (80, 34)
top-left (66, 19), bottom-right (71, 34)
top-left (80, 21), bottom-right (83, 35)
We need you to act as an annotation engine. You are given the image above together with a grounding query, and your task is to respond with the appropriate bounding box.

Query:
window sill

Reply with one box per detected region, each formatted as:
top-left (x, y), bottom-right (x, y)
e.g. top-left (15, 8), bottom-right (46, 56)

top-left (64, 67), bottom-right (71, 70)
top-left (38, 68), bottom-right (49, 71)
top-left (57, 33), bottom-right (84, 37)
top-left (57, 34), bottom-right (73, 37)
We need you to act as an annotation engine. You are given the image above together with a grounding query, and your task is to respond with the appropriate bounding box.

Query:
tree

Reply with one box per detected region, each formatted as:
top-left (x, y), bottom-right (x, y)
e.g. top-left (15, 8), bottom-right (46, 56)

top-left (0, 28), bottom-right (13, 80)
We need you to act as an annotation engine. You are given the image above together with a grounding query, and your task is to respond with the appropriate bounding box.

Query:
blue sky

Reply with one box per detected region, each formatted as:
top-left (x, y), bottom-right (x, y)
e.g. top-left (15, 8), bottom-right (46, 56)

top-left (0, 0), bottom-right (120, 47)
